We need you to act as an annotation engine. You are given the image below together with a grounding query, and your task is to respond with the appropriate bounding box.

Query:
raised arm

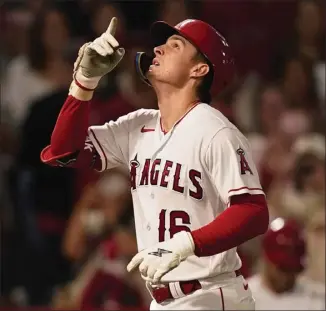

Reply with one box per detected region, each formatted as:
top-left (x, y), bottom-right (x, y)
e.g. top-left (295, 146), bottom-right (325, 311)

top-left (41, 17), bottom-right (125, 170)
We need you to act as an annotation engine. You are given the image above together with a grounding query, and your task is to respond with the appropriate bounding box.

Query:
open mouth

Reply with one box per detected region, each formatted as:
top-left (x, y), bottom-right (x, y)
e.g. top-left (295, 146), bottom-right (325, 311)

top-left (152, 58), bottom-right (159, 66)
top-left (148, 58), bottom-right (160, 72)
top-left (150, 58), bottom-right (160, 68)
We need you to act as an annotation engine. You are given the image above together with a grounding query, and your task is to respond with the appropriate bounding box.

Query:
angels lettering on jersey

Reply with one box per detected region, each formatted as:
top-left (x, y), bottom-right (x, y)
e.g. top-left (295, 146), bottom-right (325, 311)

top-left (129, 154), bottom-right (203, 200)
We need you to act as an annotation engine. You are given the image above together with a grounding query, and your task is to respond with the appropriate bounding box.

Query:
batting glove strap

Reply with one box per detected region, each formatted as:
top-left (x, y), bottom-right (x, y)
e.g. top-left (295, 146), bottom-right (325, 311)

top-left (170, 231), bottom-right (195, 260)
top-left (68, 80), bottom-right (94, 101)
top-left (74, 70), bottom-right (101, 90)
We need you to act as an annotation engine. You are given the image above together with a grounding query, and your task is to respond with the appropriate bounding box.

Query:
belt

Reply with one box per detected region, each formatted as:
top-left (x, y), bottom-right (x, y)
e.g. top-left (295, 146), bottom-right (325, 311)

top-left (152, 269), bottom-right (242, 303)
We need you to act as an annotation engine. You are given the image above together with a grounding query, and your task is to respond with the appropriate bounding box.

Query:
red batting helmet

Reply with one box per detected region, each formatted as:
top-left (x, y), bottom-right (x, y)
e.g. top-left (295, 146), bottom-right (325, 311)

top-left (135, 19), bottom-right (236, 97)
top-left (262, 218), bottom-right (306, 273)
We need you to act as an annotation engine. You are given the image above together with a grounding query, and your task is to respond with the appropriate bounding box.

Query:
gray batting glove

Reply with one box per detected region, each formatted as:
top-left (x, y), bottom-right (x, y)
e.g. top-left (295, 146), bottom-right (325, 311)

top-left (73, 17), bottom-right (125, 90)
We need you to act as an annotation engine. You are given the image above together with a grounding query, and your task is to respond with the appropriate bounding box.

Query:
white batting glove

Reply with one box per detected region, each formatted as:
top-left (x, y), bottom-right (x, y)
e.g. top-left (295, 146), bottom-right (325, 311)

top-left (126, 231), bottom-right (195, 283)
top-left (71, 17), bottom-right (125, 95)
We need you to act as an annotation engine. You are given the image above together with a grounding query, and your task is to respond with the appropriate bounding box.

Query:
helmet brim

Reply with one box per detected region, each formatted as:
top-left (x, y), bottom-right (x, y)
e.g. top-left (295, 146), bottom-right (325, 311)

top-left (150, 21), bottom-right (212, 67)
top-left (150, 21), bottom-right (179, 47)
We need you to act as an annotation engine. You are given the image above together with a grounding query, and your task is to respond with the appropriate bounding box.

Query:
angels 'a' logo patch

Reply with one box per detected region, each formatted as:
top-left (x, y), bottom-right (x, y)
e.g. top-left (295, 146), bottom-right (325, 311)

top-left (236, 148), bottom-right (253, 175)
top-left (148, 248), bottom-right (172, 257)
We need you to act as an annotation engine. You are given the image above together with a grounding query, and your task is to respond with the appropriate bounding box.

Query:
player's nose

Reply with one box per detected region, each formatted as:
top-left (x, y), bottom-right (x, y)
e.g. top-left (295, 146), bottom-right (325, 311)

top-left (154, 45), bottom-right (164, 56)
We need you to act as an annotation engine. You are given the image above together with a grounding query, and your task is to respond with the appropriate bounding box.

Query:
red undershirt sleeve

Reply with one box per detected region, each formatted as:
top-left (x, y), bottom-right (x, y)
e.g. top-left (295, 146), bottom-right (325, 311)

top-left (40, 92), bottom-right (131, 171)
top-left (40, 95), bottom-right (102, 169)
top-left (191, 193), bottom-right (269, 257)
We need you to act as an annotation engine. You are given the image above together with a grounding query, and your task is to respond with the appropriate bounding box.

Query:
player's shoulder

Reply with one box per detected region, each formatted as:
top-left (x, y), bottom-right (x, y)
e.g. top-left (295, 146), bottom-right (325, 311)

top-left (117, 108), bottom-right (158, 125)
top-left (195, 103), bottom-right (247, 142)
top-left (127, 108), bottom-right (159, 119)
top-left (195, 104), bottom-right (238, 132)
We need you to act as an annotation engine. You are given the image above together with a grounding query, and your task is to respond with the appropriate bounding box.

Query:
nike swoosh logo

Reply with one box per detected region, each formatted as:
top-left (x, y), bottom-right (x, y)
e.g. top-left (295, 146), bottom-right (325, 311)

top-left (141, 126), bottom-right (155, 133)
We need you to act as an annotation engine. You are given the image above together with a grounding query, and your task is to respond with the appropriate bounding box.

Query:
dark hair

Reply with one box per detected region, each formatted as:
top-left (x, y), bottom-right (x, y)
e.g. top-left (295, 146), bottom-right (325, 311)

top-left (193, 51), bottom-right (214, 104)
top-left (26, 6), bottom-right (67, 71)
top-left (283, 57), bottom-right (319, 109)
top-left (254, 82), bottom-right (285, 133)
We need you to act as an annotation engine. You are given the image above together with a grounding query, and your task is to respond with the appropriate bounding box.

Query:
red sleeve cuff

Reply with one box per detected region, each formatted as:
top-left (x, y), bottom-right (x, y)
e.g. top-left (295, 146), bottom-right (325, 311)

top-left (40, 145), bottom-right (76, 164)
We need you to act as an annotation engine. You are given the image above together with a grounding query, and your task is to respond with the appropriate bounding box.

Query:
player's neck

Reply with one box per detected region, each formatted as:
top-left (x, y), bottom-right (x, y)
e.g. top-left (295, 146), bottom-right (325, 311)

top-left (156, 86), bottom-right (199, 133)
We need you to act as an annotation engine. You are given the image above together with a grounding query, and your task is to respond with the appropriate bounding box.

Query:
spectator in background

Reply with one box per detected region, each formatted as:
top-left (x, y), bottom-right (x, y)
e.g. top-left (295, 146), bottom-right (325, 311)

top-left (0, 0), bottom-right (46, 66)
top-left (62, 169), bottom-right (131, 265)
top-left (26, 0), bottom-right (45, 15)
top-left (281, 58), bottom-right (319, 115)
top-left (89, 1), bottom-right (126, 44)
top-left (272, 0), bottom-right (325, 80)
top-left (1, 5), bottom-right (72, 128)
top-left (247, 218), bottom-right (324, 310)
top-left (248, 86), bottom-right (310, 193)
top-left (246, 84), bottom-right (287, 173)
top-left (52, 220), bottom-right (151, 310)
top-left (0, 5), bottom-right (30, 76)
top-left (5, 90), bottom-right (76, 306)
top-left (267, 133), bottom-right (325, 222)
top-left (295, 0), bottom-right (325, 62)
top-left (254, 57), bottom-right (319, 194)
top-left (156, 0), bottom-right (201, 26)
top-left (57, 169), bottom-right (150, 310)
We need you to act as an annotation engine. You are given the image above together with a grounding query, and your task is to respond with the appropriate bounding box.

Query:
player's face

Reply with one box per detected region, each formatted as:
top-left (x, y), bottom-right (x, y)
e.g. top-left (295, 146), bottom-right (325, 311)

top-left (147, 35), bottom-right (207, 88)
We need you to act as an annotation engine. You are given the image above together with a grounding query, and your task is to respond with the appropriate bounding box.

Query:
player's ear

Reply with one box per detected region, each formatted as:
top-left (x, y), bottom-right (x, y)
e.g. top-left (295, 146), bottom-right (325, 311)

top-left (190, 62), bottom-right (210, 79)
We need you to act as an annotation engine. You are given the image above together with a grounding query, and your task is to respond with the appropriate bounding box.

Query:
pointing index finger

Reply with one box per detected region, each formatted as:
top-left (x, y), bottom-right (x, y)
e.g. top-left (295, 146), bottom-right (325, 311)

top-left (106, 17), bottom-right (118, 36)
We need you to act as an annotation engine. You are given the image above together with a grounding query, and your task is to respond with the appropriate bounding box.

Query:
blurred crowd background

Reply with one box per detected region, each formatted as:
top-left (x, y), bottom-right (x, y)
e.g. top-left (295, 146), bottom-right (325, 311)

top-left (0, 0), bottom-right (325, 310)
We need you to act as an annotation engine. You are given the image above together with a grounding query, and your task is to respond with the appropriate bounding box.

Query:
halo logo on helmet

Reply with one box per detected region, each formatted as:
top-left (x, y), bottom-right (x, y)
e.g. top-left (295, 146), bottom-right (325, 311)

top-left (135, 19), bottom-right (236, 98)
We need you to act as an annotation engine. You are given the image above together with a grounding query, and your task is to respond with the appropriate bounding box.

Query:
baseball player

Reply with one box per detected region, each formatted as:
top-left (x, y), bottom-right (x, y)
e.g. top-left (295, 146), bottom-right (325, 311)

top-left (41, 17), bottom-right (269, 310)
top-left (248, 217), bottom-right (325, 310)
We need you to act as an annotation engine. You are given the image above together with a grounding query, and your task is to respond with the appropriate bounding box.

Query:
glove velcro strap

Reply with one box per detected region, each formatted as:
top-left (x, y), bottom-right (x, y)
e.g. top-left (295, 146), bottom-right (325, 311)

top-left (74, 79), bottom-right (96, 91)
top-left (69, 80), bottom-right (94, 101)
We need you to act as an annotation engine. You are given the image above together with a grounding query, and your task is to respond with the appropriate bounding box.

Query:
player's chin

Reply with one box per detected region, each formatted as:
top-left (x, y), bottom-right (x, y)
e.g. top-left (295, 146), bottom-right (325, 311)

top-left (147, 69), bottom-right (160, 83)
top-left (147, 64), bottom-right (159, 74)
top-left (147, 70), bottom-right (172, 87)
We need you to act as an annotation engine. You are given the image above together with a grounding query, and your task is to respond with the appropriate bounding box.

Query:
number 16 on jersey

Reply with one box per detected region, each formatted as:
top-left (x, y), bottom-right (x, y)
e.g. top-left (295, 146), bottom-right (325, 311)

top-left (158, 209), bottom-right (191, 242)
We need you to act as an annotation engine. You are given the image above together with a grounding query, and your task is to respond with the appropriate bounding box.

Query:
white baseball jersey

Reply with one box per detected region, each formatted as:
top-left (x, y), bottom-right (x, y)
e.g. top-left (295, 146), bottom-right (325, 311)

top-left (88, 103), bottom-right (264, 282)
top-left (248, 274), bottom-right (325, 310)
